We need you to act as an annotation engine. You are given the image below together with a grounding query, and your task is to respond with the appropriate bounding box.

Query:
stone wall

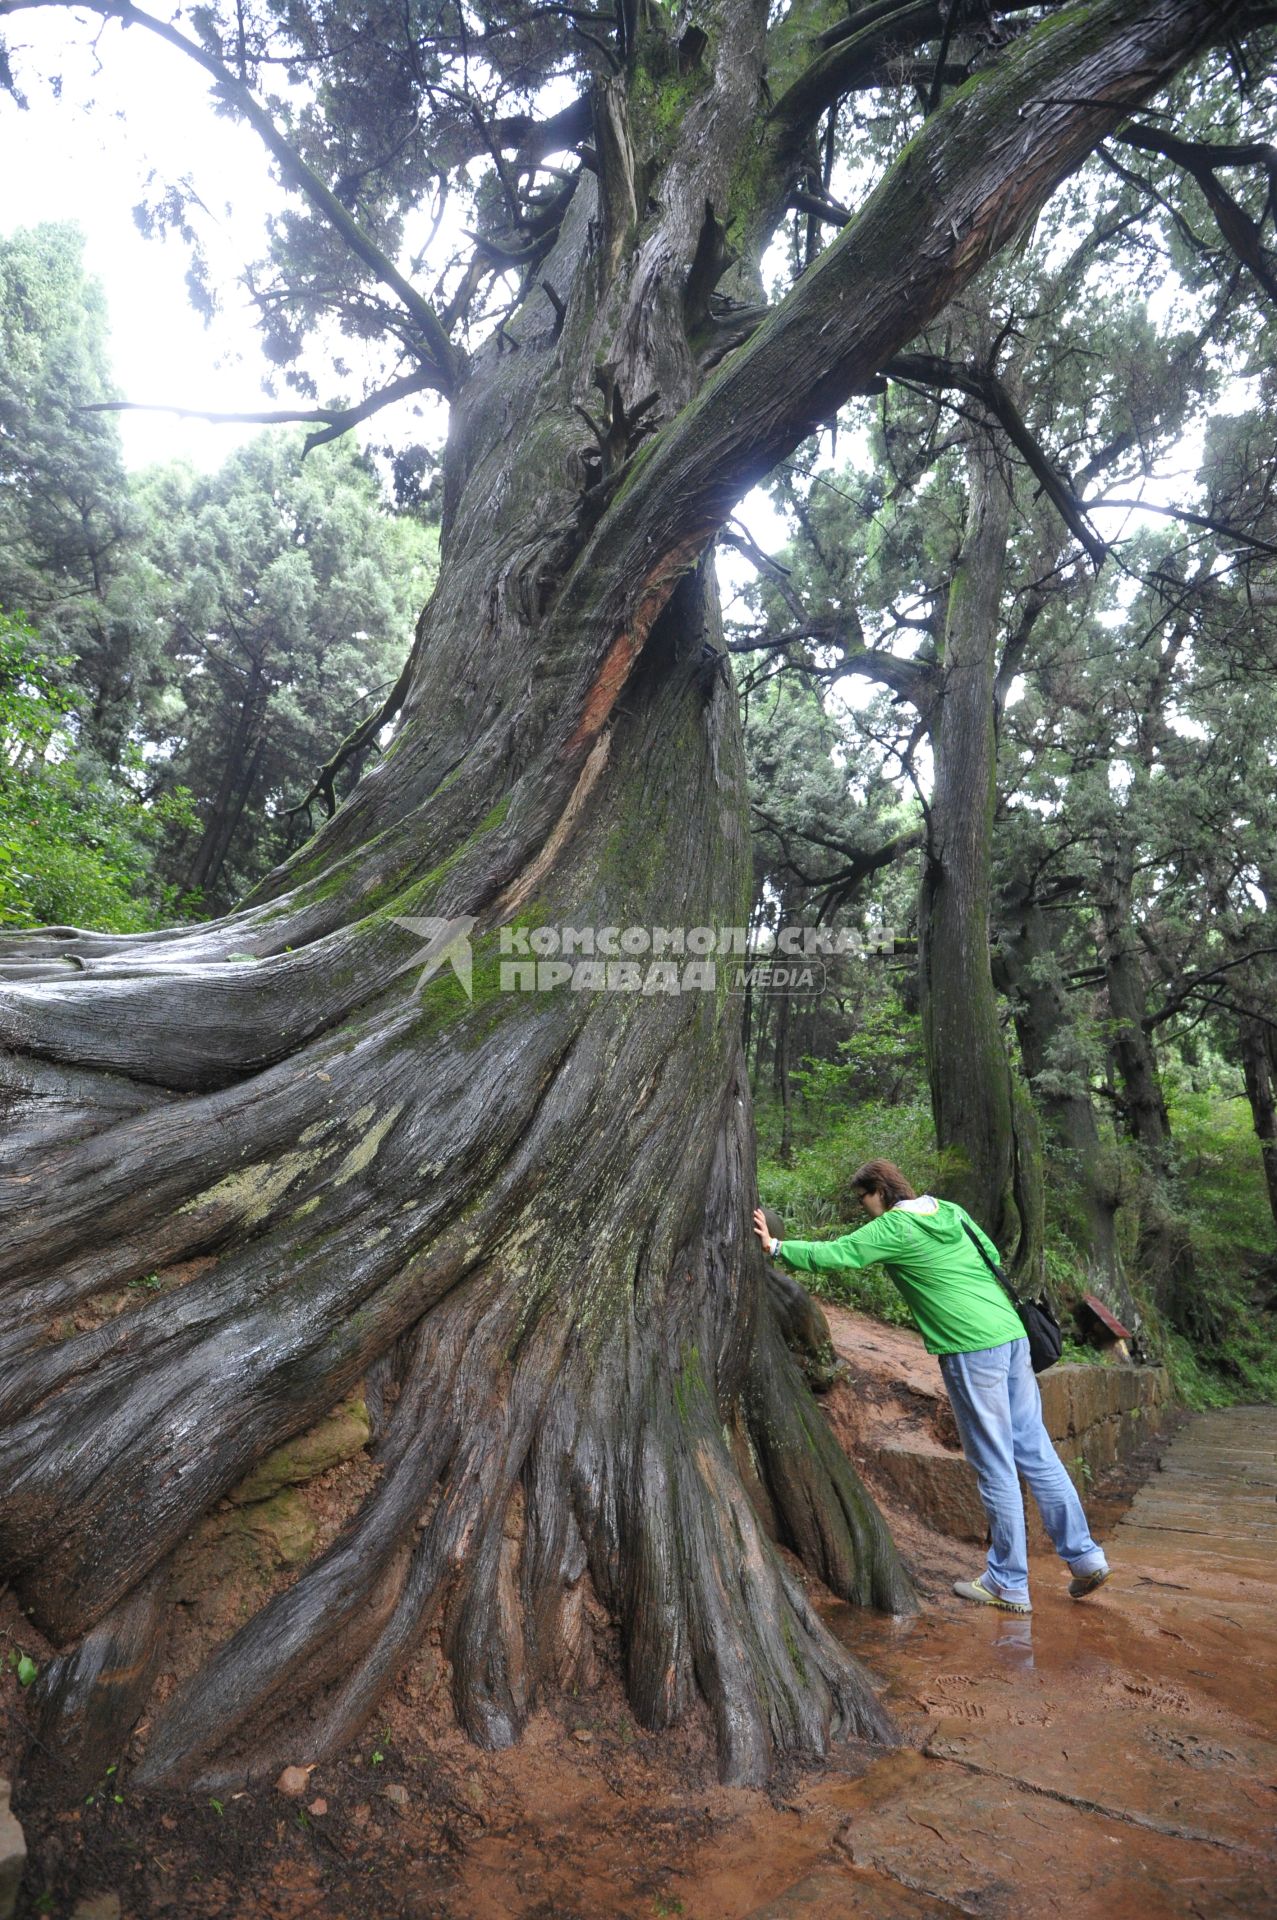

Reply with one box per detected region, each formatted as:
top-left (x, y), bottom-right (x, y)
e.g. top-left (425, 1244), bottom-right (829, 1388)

top-left (1039, 1363), bottom-right (1170, 1480)
top-left (872, 1364), bottom-right (1170, 1544)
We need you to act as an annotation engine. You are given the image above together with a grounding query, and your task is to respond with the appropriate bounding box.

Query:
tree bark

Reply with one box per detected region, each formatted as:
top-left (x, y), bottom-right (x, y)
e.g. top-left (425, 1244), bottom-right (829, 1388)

top-left (773, 929), bottom-right (796, 1166)
top-left (0, 0), bottom-right (1242, 1788)
top-left (1096, 852), bottom-right (1199, 1335)
top-left (995, 867), bottom-right (1137, 1325)
top-left (917, 427), bottom-right (1044, 1277)
top-left (1240, 1012), bottom-right (1277, 1235)
top-left (184, 661), bottom-right (269, 900)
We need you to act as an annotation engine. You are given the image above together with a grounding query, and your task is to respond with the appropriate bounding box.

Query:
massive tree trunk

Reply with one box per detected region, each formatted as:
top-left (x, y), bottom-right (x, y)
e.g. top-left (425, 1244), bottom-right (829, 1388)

top-left (918, 425), bottom-right (1044, 1277)
top-left (1240, 1012), bottom-right (1277, 1234)
top-left (1227, 884), bottom-right (1277, 1237)
top-left (1096, 851), bottom-right (1199, 1336)
top-left (0, 0), bottom-right (1239, 1790)
top-left (995, 865), bottom-right (1137, 1323)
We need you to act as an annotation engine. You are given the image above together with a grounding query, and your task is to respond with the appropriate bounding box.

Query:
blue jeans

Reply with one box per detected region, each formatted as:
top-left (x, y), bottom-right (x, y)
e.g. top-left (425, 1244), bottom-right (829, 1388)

top-left (939, 1338), bottom-right (1108, 1605)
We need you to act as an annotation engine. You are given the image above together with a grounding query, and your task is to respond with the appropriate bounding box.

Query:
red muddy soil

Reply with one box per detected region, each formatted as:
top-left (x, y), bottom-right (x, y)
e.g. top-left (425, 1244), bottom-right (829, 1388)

top-left (3, 1351), bottom-right (1272, 1920)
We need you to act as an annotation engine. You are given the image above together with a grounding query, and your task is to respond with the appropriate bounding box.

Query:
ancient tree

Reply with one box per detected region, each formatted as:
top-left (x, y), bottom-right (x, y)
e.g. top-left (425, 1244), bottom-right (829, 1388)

top-left (0, 0), bottom-right (1267, 1789)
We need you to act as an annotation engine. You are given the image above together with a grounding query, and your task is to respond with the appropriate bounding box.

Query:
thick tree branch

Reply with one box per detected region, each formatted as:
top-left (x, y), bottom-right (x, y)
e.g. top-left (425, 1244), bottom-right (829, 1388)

top-left (728, 623), bottom-right (934, 702)
top-left (551, 0), bottom-right (1241, 764)
top-left (772, 0), bottom-right (1052, 145)
top-left (833, 645), bottom-right (936, 704)
top-left (1144, 944), bottom-right (1277, 1031)
top-left (817, 823), bottom-right (926, 916)
top-left (813, 0), bottom-right (1048, 57)
top-left (751, 805), bottom-right (925, 902)
top-left (994, 582), bottom-right (1048, 714)
top-left (789, 187), bottom-right (852, 227)
top-left (727, 622), bottom-right (830, 667)
top-left (78, 367), bottom-right (442, 451)
top-left (1087, 495), bottom-right (1277, 556)
top-left (511, 94), bottom-right (594, 165)
top-left (1114, 119), bottom-right (1277, 302)
top-left (883, 351), bottom-right (1108, 565)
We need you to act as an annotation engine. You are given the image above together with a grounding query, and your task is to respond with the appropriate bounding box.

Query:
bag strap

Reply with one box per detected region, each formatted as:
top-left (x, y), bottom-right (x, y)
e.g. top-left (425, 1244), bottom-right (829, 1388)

top-left (958, 1218), bottom-right (1025, 1309)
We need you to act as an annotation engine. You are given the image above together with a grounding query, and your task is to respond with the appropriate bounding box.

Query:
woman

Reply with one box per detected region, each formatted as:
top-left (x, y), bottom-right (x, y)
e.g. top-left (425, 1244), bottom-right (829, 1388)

top-left (752, 1158), bottom-right (1110, 1615)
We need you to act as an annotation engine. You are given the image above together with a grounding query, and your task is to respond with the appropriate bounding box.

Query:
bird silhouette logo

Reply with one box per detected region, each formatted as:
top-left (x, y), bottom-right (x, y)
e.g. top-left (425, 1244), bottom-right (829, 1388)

top-left (389, 915), bottom-right (477, 998)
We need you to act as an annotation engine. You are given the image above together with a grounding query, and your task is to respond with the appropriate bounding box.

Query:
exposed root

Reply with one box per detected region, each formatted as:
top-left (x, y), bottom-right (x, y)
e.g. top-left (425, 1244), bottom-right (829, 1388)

top-left (747, 1311), bottom-right (918, 1616)
top-left (631, 1345), bottom-right (896, 1785)
top-left (27, 1569), bottom-right (169, 1796)
top-left (131, 1301), bottom-right (480, 1787)
top-left (59, 1261), bottom-right (909, 1797)
top-left (133, 1288), bottom-right (573, 1790)
top-left (0, 1218), bottom-right (471, 1635)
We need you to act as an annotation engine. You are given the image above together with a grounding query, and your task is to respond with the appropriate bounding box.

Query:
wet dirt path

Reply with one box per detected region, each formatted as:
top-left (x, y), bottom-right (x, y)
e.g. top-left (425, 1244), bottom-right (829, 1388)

top-left (438, 1405), bottom-right (1277, 1920)
top-left (12, 1407), bottom-right (1273, 1918)
top-left (737, 1403), bottom-right (1277, 1920)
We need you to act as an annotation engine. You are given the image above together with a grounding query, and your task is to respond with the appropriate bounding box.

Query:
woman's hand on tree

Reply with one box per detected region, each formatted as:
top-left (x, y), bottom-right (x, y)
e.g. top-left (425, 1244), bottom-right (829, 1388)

top-left (752, 1207), bottom-right (775, 1254)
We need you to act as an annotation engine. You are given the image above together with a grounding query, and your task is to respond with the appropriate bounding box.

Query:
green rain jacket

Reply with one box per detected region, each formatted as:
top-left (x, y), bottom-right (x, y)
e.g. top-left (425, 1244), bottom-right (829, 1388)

top-left (776, 1195), bottom-right (1024, 1357)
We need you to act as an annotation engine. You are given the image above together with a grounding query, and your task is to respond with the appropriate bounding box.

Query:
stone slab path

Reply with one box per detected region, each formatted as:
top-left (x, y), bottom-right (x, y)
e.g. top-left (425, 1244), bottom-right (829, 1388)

top-left (742, 1405), bottom-right (1277, 1920)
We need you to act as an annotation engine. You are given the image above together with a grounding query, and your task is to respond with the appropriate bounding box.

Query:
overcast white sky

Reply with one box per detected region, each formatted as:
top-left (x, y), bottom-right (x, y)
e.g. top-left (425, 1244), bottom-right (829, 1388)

top-left (0, 8), bottom-right (454, 469)
top-left (1, 13), bottom-right (279, 464)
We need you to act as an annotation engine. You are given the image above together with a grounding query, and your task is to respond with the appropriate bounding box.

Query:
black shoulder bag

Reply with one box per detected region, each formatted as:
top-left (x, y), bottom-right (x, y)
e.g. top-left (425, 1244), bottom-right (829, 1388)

top-left (959, 1222), bottom-right (1062, 1374)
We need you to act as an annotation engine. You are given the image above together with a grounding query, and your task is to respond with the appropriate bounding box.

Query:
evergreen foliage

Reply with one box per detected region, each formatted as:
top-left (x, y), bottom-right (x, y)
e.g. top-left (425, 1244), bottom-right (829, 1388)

top-left (0, 226), bottom-right (439, 922)
top-left (133, 434), bottom-right (438, 909)
top-left (0, 608), bottom-right (198, 927)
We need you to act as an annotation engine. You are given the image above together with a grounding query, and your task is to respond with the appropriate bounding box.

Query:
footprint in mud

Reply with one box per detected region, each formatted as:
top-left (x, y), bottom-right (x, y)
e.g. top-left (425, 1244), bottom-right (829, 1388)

top-left (1105, 1677), bottom-right (1194, 1715)
top-left (914, 1695), bottom-right (986, 1720)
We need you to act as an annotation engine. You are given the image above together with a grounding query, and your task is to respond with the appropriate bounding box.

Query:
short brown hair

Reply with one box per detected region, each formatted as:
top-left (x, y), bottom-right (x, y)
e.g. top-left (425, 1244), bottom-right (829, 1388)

top-left (851, 1159), bottom-right (917, 1205)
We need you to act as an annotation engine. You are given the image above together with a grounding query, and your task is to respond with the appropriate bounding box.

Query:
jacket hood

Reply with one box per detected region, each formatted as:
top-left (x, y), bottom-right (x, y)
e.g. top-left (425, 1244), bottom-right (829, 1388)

top-left (891, 1195), bottom-right (967, 1245)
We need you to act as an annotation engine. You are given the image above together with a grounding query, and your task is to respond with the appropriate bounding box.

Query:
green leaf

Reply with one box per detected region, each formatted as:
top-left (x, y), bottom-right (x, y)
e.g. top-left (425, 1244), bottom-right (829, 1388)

top-left (16, 1654), bottom-right (38, 1686)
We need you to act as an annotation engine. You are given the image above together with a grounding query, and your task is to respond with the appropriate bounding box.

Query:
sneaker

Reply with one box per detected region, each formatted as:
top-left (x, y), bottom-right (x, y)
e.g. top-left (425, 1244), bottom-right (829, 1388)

top-left (1068, 1566), bottom-right (1112, 1599)
top-left (953, 1573), bottom-right (1032, 1614)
